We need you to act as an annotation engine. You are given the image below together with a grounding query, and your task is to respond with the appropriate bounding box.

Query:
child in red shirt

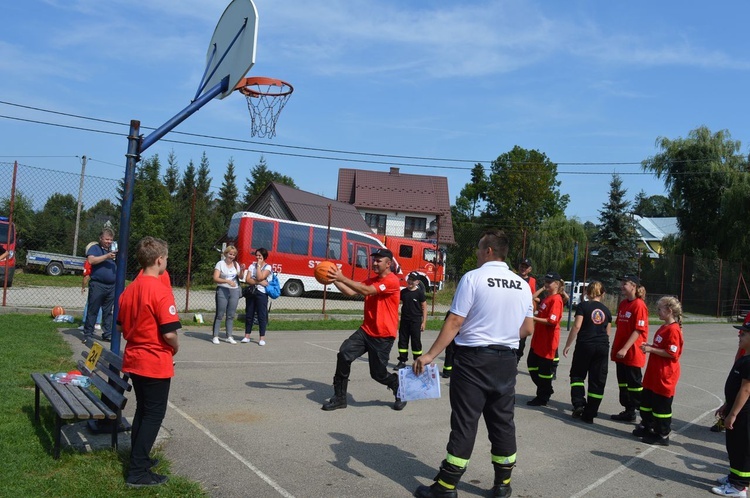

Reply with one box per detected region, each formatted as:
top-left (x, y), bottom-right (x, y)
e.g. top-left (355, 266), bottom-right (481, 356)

top-left (632, 296), bottom-right (683, 446)
top-left (117, 237), bottom-right (181, 488)
top-left (527, 271), bottom-right (564, 406)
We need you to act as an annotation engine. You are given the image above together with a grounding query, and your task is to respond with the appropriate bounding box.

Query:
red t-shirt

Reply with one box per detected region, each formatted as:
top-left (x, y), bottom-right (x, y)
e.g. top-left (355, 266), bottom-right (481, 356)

top-left (531, 293), bottom-right (563, 360)
top-left (611, 298), bottom-right (649, 367)
top-left (118, 274), bottom-right (181, 378)
top-left (643, 322), bottom-right (683, 397)
top-left (361, 272), bottom-right (401, 338)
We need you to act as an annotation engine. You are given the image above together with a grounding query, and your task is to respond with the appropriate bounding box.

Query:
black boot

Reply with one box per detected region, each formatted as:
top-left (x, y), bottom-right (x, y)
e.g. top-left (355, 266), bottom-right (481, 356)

top-left (389, 384), bottom-right (407, 411)
top-left (414, 460), bottom-right (465, 497)
top-left (491, 461), bottom-right (514, 497)
top-left (322, 377), bottom-right (348, 411)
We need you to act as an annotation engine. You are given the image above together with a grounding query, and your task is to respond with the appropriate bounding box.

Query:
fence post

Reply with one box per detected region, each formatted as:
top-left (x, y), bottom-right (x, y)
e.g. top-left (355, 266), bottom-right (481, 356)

top-left (717, 259), bottom-right (723, 318)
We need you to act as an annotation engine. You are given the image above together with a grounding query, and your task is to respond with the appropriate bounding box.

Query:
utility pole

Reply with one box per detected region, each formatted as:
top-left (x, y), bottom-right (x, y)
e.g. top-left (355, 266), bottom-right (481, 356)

top-left (73, 155), bottom-right (87, 256)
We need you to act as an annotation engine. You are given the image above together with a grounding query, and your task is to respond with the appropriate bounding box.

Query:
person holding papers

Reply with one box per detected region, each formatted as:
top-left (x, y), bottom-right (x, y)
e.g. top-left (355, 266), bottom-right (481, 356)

top-left (413, 229), bottom-right (534, 498)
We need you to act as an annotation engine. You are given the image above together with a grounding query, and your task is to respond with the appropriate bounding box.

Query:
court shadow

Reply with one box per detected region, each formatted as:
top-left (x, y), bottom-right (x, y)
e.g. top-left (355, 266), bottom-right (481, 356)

top-left (592, 450), bottom-right (724, 492)
top-left (245, 378), bottom-right (406, 409)
top-left (327, 432), bottom-right (489, 496)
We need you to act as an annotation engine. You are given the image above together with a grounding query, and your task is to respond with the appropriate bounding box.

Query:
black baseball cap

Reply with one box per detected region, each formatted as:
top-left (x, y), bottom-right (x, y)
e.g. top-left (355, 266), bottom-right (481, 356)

top-left (371, 248), bottom-right (393, 259)
top-left (544, 271), bottom-right (561, 281)
top-left (407, 271), bottom-right (420, 280)
top-left (519, 258), bottom-right (532, 267)
top-left (619, 274), bottom-right (640, 285)
top-left (733, 314), bottom-right (750, 332)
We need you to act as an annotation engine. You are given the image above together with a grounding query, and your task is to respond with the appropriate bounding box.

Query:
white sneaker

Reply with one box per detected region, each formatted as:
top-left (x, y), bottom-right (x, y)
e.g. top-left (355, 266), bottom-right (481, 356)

top-left (227, 337), bottom-right (237, 344)
top-left (712, 482), bottom-right (748, 497)
top-left (241, 337), bottom-right (250, 343)
top-left (94, 324), bottom-right (102, 330)
top-left (212, 337), bottom-right (220, 345)
top-left (259, 340), bottom-right (266, 346)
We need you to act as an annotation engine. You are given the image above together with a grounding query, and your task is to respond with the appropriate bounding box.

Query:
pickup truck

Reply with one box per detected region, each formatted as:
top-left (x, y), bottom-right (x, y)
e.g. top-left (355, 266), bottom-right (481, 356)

top-left (26, 250), bottom-right (87, 276)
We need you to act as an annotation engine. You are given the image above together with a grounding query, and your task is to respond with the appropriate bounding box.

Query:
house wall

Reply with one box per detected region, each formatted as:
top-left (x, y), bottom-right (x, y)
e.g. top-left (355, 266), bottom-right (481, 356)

top-left (356, 208), bottom-right (439, 239)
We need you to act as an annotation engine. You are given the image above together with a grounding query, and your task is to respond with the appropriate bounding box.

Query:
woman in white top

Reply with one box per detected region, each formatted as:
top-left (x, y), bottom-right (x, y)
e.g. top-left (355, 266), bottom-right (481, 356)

top-left (211, 246), bottom-right (242, 344)
top-left (242, 247), bottom-right (272, 345)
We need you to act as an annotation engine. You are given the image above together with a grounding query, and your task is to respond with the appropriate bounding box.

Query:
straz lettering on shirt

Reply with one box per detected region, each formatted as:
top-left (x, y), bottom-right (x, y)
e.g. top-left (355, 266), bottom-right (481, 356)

top-left (486, 278), bottom-right (523, 290)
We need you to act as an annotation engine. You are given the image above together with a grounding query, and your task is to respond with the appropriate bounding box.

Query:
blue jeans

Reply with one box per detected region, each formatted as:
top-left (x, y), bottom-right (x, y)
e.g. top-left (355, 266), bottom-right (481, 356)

top-left (85, 280), bottom-right (114, 337)
top-left (245, 290), bottom-right (268, 337)
top-left (213, 286), bottom-right (241, 338)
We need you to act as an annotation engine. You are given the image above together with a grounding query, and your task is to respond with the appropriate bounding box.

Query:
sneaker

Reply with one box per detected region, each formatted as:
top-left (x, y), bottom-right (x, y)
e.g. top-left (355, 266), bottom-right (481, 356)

top-left (226, 337), bottom-right (237, 344)
top-left (526, 397), bottom-right (548, 406)
top-left (610, 410), bottom-right (636, 422)
top-left (241, 337), bottom-right (250, 343)
top-left (259, 339), bottom-right (266, 346)
top-left (125, 471), bottom-right (169, 488)
top-left (393, 361), bottom-right (406, 371)
top-left (94, 324), bottom-right (102, 330)
top-left (78, 325), bottom-right (84, 331)
top-left (101, 334), bottom-right (111, 342)
top-left (572, 406), bottom-right (585, 419)
top-left (711, 482), bottom-right (747, 497)
top-left (212, 336), bottom-right (220, 345)
top-left (718, 476), bottom-right (730, 486)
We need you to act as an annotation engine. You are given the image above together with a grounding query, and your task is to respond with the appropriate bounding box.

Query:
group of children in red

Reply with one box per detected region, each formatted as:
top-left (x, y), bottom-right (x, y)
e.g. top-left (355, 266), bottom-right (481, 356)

top-left (526, 271), bottom-right (749, 498)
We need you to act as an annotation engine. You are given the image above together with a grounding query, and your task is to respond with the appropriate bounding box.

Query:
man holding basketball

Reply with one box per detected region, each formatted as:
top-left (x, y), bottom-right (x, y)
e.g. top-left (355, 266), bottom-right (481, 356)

top-left (321, 248), bottom-right (406, 411)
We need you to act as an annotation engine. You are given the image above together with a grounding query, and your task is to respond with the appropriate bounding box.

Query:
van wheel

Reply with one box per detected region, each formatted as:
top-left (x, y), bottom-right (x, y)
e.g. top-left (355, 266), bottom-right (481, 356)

top-left (46, 262), bottom-right (63, 276)
top-left (283, 280), bottom-right (304, 297)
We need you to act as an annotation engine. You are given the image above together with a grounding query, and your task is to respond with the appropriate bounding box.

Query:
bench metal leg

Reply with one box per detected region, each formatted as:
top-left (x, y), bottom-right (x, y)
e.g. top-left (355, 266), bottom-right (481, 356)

top-left (111, 412), bottom-right (119, 451)
top-left (54, 416), bottom-right (62, 460)
top-left (34, 386), bottom-right (40, 423)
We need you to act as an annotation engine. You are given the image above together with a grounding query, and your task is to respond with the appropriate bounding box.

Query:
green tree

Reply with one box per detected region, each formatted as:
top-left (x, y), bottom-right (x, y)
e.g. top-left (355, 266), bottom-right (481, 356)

top-left (164, 150), bottom-right (179, 195)
top-left (1, 191), bottom-right (36, 264)
top-left (32, 193), bottom-right (78, 253)
top-left (217, 158), bottom-right (240, 227)
top-left (641, 126), bottom-right (745, 259)
top-left (590, 174), bottom-right (638, 292)
top-left (242, 156), bottom-right (297, 208)
top-left (632, 191), bottom-right (677, 217)
top-left (527, 215), bottom-right (588, 280)
top-left (484, 146), bottom-right (569, 233)
top-left (454, 163), bottom-right (488, 220)
top-left (80, 199), bottom-right (119, 254)
top-left (130, 155), bottom-right (171, 242)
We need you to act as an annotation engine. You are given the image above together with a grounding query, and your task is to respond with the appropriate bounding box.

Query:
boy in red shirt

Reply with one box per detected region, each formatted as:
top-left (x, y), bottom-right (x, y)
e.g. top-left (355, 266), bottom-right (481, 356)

top-left (527, 271), bottom-right (564, 406)
top-left (117, 237), bottom-right (181, 488)
top-left (633, 296), bottom-right (683, 446)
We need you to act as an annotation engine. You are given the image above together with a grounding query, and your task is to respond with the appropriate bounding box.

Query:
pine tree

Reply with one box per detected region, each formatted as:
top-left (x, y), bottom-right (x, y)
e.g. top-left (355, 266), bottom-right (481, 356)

top-left (217, 158), bottom-right (240, 226)
top-left (591, 174), bottom-right (639, 292)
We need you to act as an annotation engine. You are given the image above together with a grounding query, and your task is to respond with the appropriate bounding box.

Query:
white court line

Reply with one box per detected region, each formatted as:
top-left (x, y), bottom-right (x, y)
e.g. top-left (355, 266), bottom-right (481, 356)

top-left (570, 385), bottom-right (723, 498)
top-left (168, 401), bottom-right (295, 498)
top-left (306, 341), bottom-right (340, 353)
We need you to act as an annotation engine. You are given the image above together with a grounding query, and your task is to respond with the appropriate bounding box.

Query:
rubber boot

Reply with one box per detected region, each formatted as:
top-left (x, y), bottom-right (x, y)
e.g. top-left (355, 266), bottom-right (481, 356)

top-left (322, 377), bottom-right (348, 411)
top-left (491, 461), bottom-right (514, 497)
top-left (414, 460), bottom-right (465, 497)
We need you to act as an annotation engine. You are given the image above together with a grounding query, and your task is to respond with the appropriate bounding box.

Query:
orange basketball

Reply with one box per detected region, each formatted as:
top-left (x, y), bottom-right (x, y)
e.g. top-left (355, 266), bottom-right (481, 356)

top-left (51, 306), bottom-right (65, 317)
top-left (314, 261), bottom-right (337, 285)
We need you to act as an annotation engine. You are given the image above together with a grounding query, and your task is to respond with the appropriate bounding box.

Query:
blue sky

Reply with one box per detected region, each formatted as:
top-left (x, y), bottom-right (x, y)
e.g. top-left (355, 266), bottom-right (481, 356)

top-left (2, 0), bottom-right (750, 224)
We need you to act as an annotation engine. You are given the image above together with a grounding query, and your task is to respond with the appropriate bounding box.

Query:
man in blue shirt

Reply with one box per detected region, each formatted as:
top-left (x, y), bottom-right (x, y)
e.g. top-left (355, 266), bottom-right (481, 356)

top-left (83, 228), bottom-right (117, 341)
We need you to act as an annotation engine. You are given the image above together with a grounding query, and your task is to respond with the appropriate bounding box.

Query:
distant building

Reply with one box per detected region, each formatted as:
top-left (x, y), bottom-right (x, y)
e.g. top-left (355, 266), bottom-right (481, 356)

top-left (634, 215), bottom-right (679, 258)
top-left (246, 181), bottom-right (372, 232)
top-left (336, 167), bottom-right (455, 245)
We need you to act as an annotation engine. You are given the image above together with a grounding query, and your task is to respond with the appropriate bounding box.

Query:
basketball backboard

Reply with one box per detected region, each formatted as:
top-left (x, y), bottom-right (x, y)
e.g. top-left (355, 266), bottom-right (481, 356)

top-left (198, 0), bottom-right (259, 100)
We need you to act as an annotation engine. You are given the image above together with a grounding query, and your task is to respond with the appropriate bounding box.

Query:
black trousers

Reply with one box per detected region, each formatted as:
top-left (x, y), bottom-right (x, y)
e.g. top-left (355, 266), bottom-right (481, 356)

top-left (447, 346), bottom-right (517, 461)
top-left (129, 374), bottom-right (171, 478)
top-left (639, 388), bottom-right (673, 436)
top-left (527, 350), bottom-right (554, 400)
top-left (334, 328), bottom-right (398, 390)
top-left (726, 410), bottom-right (750, 488)
top-left (397, 319), bottom-right (423, 361)
top-left (569, 342), bottom-right (609, 418)
top-left (615, 362), bottom-right (643, 412)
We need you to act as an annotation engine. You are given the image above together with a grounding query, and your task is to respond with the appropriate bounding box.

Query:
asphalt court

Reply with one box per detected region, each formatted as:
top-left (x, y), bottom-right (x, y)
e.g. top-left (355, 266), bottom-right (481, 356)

top-left (59, 322), bottom-right (740, 497)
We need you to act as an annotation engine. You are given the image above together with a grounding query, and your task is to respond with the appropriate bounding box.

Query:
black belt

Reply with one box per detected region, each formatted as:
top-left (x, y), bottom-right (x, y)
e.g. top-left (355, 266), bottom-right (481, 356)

top-left (457, 345), bottom-right (515, 354)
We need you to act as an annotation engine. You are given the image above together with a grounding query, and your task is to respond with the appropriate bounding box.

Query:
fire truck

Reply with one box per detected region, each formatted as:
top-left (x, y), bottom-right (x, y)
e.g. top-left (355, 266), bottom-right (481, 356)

top-left (223, 212), bottom-right (445, 297)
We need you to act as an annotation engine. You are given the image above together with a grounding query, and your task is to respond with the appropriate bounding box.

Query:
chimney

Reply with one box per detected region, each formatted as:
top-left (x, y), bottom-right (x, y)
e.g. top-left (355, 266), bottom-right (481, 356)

top-left (390, 167), bottom-right (400, 175)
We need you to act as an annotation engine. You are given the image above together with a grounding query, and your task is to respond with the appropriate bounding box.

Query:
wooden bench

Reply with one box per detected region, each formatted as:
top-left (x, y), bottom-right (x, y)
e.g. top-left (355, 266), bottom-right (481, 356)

top-left (32, 339), bottom-right (132, 459)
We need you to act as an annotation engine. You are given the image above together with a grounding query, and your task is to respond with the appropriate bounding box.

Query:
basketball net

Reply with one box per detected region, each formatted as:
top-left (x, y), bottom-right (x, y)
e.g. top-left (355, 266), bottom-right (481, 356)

top-left (235, 77), bottom-right (293, 138)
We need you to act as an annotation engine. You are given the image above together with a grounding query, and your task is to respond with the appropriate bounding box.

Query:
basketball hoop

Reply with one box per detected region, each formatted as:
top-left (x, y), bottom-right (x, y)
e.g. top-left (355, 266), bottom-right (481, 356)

top-left (235, 77), bottom-right (293, 138)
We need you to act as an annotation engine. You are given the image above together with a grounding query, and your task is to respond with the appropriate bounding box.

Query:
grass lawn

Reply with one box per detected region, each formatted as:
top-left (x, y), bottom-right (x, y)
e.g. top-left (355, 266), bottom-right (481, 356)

top-left (0, 314), bottom-right (206, 497)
